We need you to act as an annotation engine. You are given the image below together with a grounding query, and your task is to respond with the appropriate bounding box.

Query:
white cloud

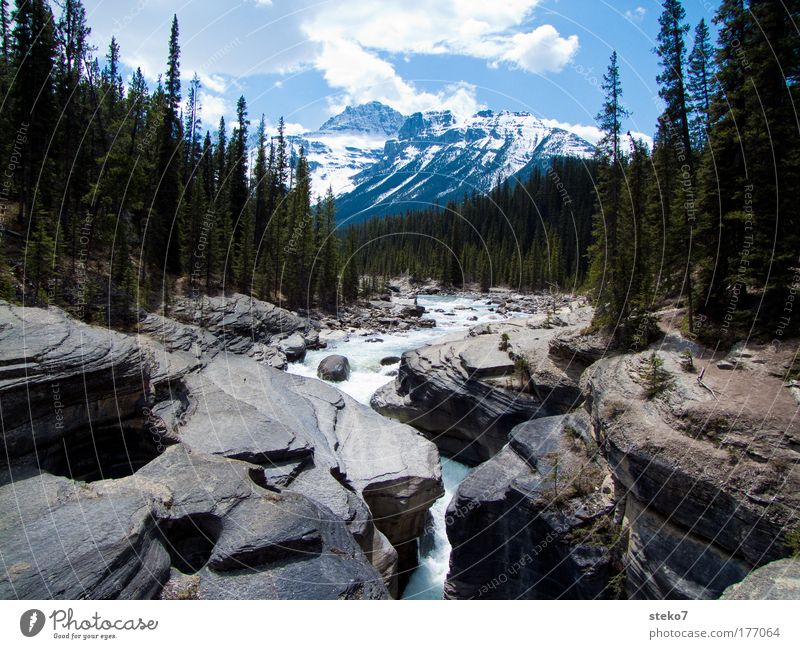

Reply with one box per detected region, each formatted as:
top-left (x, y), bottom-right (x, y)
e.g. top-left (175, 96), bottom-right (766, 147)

top-left (317, 38), bottom-right (482, 117)
top-left (301, 0), bottom-right (579, 116)
top-left (88, 0), bottom-right (582, 126)
top-left (499, 25), bottom-right (579, 74)
top-left (198, 72), bottom-right (227, 94)
top-left (265, 121), bottom-right (307, 138)
top-left (302, 1), bottom-right (579, 72)
top-left (624, 7), bottom-right (646, 23)
top-left (542, 119), bottom-right (603, 144)
top-left (199, 92), bottom-right (230, 126)
top-left (541, 118), bottom-right (654, 150)
top-left (627, 130), bottom-right (654, 150)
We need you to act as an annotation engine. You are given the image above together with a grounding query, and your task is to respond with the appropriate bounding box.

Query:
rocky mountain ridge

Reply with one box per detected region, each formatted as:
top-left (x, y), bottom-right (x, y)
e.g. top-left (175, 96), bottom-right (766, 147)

top-left (288, 102), bottom-right (595, 222)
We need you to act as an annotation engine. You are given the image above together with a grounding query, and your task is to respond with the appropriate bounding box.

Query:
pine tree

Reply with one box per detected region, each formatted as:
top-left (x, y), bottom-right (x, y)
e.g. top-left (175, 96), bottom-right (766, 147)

top-left (10, 0), bottom-right (58, 223)
top-left (284, 148), bottom-right (312, 309)
top-left (151, 14), bottom-right (183, 276)
top-left (213, 117), bottom-right (234, 290)
top-left (229, 95), bottom-right (250, 243)
top-left (0, 0), bottom-right (9, 60)
top-left (687, 19), bottom-right (714, 149)
top-left (588, 51), bottom-right (631, 333)
top-left (54, 0), bottom-right (92, 263)
top-left (655, 0), bottom-right (695, 332)
top-left (252, 114), bottom-right (269, 247)
top-left (316, 187), bottom-right (339, 310)
top-left (738, 1), bottom-right (799, 327)
top-left (340, 229), bottom-right (359, 304)
top-left (266, 118), bottom-right (289, 298)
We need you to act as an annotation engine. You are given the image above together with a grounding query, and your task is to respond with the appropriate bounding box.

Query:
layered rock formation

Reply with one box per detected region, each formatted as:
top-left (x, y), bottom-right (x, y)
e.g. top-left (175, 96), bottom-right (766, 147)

top-left (582, 341), bottom-right (800, 599)
top-left (0, 299), bottom-right (443, 599)
top-left (445, 412), bottom-right (618, 599)
top-left (372, 300), bottom-right (799, 600)
top-left (720, 558), bottom-right (800, 600)
top-left (372, 304), bottom-right (594, 464)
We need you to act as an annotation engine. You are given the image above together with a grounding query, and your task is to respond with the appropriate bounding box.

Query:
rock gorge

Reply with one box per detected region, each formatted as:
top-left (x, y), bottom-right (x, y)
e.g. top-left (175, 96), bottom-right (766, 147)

top-left (1, 293), bottom-right (798, 600)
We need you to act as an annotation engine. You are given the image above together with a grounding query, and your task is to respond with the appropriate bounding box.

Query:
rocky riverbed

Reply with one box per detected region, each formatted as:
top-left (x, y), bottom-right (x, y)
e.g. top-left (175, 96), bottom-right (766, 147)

top-left (0, 295), bottom-right (443, 599)
top-left (1, 288), bottom-right (798, 600)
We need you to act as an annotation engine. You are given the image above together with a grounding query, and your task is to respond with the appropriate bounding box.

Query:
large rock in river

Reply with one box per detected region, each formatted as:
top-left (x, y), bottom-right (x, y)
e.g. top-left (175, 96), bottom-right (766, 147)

top-left (317, 354), bottom-right (351, 381)
top-left (0, 301), bottom-right (443, 599)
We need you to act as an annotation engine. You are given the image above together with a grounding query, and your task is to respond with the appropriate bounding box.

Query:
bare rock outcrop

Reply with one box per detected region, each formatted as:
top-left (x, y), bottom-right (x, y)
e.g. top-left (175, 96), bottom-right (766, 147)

top-left (0, 300), bottom-right (443, 599)
top-left (444, 412), bottom-right (619, 599)
top-left (582, 340), bottom-right (800, 598)
top-left (720, 558), bottom-right (800, 600)
top-left (372, 306), bottom-right (594, 464)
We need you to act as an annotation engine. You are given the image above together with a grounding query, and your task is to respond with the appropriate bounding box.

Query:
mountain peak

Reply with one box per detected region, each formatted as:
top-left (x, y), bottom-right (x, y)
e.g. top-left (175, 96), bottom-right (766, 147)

top-left (318, 102), bottom-right (406, 137)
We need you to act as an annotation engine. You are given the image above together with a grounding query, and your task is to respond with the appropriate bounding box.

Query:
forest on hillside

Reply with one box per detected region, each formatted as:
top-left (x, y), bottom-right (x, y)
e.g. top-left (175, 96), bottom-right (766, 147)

top-left (0, 0), bottom-right (343, 322)
top-left (0, 0), bottom-right (798, 349)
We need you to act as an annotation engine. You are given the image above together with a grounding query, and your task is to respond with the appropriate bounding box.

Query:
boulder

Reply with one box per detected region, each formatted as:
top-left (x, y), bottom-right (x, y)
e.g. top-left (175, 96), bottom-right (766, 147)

top-left (372, 308), bottom-right (593, 464)
top-left (278, 333), bottom-right (306, 362)
top-left (721, 559), bottom-right (800, 600)
top-left (317, 354), bottom-right (351, 382)
top-left (166, 293), bottom-right (319, 362)
top-left (380, 356), bottom-right (401, 366)
top-left (0, 301), bottom-right (154, 471)
top-left (0, 300), bottom-right (444, 600)
top-left (174, 353), bottom-right (443, 592)
top-left (0, 471), bottom-right (171, 599)
top-left (0, 443), bottom-right (390, 600)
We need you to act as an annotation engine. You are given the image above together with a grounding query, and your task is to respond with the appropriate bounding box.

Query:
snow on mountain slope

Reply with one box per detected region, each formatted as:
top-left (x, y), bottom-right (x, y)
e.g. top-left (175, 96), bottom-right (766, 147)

top-left (287, 102), bottom-right (405, 196)
top-left (285, 102), bottom-right (595, 223)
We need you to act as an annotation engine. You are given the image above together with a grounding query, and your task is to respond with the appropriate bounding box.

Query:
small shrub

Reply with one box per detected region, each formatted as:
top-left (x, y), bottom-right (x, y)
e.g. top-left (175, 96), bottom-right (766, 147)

top-left (786, 528), bottom-right (800, 558)
top-left (608, 570), bottom-right (626, 598)
top-left (498, 332), bottom-right (510, 352)
top-left (514, 356), bottom-right (532, 391)
top-left (679, 350), bottom-right (696, 372)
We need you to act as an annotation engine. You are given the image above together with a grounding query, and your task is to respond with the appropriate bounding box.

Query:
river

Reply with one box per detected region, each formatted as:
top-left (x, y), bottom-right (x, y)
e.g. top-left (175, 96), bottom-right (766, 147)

top-left (287, 294), bottom-right (521, 599)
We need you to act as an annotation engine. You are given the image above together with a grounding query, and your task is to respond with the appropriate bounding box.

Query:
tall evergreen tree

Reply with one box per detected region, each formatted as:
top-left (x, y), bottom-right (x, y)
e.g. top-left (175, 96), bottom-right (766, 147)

top-left (655, 0), bottom-right (695, 332)
top-left (316, 187), bottom-right (339, 310)
top-left (10, 0), bottom-right (58, 223)
top-left (284, 148), bottom-right (312, 309)
top-left (687, 18), bottom-right (714, 149)
top-left (151, 14), bottom-right (183, 276)
top-left (229, 95), bottom-right (249, 243)
top-left (588, 51), bottom-right (631, 333)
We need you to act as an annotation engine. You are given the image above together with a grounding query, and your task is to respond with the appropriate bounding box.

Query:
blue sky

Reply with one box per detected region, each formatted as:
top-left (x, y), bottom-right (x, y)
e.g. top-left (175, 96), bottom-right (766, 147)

top-left (80, 0), bottom-right (718, 144)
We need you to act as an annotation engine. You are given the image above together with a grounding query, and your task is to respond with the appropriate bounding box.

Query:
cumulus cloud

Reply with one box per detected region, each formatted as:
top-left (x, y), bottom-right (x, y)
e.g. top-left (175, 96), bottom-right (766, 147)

top-left (301, 0), bottom-right (579, 116)
top-left (199, 92), bottom-right (230, 126)
top-left (499, 25), bottom-right (580, 74)
top-left (265, 121), bottom-right (307, 138)
top-left (88, 0), bottom-right (582, 124)
top-left (318, 38), bottom-right (482, 117)
top-left (542, 118), bottom-right (654, 150)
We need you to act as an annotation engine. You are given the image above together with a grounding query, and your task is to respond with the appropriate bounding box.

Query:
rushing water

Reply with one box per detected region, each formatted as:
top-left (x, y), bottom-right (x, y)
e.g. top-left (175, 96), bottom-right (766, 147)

top-left (287, 294), bottom-right (518, 598)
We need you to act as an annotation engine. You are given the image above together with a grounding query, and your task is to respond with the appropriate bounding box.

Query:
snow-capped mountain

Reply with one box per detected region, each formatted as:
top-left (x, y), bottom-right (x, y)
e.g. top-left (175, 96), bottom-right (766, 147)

top-left (287, 102), bottom-right (405, 197)
top-left (288, 102), bottom-right (595, 223)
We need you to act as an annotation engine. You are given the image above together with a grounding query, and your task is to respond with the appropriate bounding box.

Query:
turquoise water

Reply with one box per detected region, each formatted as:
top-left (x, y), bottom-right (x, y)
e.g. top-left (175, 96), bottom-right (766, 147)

top-left (287, 294), bottom-right (508, 598)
